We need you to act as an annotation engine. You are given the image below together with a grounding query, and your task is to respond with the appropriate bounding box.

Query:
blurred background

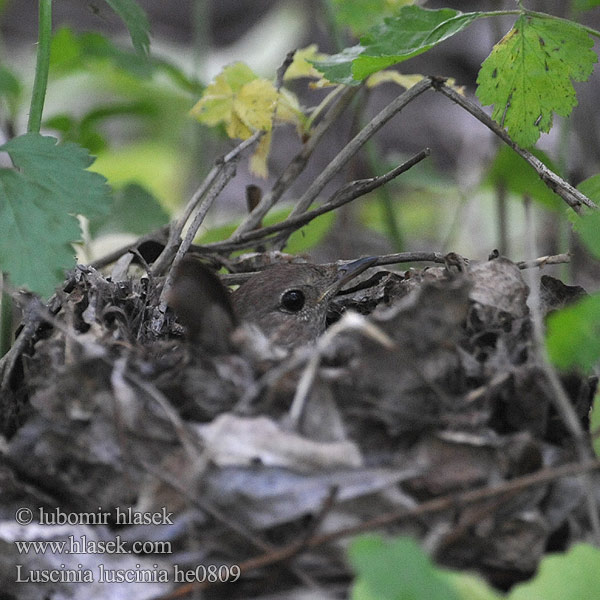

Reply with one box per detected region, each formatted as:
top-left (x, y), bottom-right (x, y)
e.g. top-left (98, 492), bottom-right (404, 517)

top-left (1, 0), bottom-right (599, 286)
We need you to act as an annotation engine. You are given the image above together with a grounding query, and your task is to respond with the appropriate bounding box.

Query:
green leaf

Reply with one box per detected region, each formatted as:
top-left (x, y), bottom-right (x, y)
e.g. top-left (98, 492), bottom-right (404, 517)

top-left (1, 134), bottom-right (110, 218)
top-left (102, 0), bottom-right (150, 55)
top-left (476, 14), bottom-right (597, 148)
top-left (0, 171), bottom-right (81, 297)
top-left (89, 183), bottom-right (169, 237)
top-left (50, 28), bottom-right (202, 94)
top-left (546, 293), bottom-right (600, 372)
top-left (353, 7), bottom-right (481, 79)
top-left (509, 544), bottom-right (600, 600)
top-left (310, 45), bottom-right (364, 85)
top-left (313, 6), bottom-right (481, 83)
top-left (0, 134), bottom-right (111, 297)
top-left (485, 146), bottom-right (562, 210)
top-left (331, 0), bottom-right (415, 36)
top-left (349, 535), bottom-right (459, 600)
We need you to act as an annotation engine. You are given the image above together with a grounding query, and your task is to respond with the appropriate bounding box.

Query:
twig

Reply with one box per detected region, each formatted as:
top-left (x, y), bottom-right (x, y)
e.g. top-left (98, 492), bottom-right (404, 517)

top-left (516, 253), bottom-right (571, 269)
top-left (203, 149), bottom-right (430, 254)
top-left (522, 200), bottom-right (600, 543)
top-left (152, 458), bottom-right (600, 600)
top-left (271, 77), bottom-right (434, 249)
top-left (89, 226), bottom-right (170, 270)
top-left (433, 79), bottom-right (596, 214)
top-left (151, 161), bottom-right (237, 335)
top-left (231, 85), bottom-right (360, 238)
top-left (151, 131), bottom-right (264, 276)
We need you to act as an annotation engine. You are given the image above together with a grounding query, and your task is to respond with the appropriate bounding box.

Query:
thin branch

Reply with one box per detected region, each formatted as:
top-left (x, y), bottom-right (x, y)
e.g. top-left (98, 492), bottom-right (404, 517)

top-left (151, 131), bottom-right (264, 276)
top-left (203, 149), bottom-right (430, 254)
top-left (231, 85), bottom-right (360, 238)
top-left (153, 458), bottom-right (600, 600)
top-left (151, 161), bottom-right (238, 336)
top-left (271, 77), bottom-right (434, 249)
top-left (433, 79), bottom-right (596, 214)
top-left (522, 200), bottom-right (600, 542)
top-left (517, 252), bottom-right (571, 269)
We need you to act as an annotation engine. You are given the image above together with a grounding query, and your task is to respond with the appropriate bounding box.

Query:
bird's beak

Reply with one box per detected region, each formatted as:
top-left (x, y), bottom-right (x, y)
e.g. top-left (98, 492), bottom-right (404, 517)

top-left (318, 256), bottom-right (378, 302)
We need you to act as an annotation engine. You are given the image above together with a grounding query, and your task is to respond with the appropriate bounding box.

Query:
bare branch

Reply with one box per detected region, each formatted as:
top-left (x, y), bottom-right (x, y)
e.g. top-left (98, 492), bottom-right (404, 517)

top-left (231, 85), bottom-right (360, 238)
top-left (202, 149), bottom-right (430, 254)
top-left (433, 79), bottom-right (596, 214)
top-left (270, 77), bottom-right (434, 249)
top-left (151, 131), bottom-right (264, 276)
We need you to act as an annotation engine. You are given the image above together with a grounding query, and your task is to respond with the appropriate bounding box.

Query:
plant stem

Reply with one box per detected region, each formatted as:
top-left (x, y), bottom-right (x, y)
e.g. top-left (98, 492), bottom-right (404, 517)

top-left (27, 0), bottom-right (53, 134)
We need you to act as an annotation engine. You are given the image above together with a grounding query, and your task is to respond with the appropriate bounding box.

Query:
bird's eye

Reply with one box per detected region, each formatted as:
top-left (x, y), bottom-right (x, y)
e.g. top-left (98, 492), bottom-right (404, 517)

top-left (280, 289), bottom-right (305, 312)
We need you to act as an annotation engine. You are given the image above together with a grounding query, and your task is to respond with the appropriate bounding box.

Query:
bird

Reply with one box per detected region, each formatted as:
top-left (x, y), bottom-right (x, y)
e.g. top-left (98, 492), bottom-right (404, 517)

top-left (167, 257), bottom-right (377, 350)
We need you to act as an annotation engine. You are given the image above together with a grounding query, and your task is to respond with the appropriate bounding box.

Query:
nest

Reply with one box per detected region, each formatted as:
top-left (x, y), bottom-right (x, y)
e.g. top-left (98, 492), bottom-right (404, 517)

top-left (0, 249), bottom-right (597, 600)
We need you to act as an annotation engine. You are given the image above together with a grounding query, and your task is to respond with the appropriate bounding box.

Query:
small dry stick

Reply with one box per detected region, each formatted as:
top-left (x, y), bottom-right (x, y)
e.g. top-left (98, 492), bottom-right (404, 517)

top-left (231, 85), bottom-right (360, 238)
top-left (151, 131), bottom-right (264, 276)
top-left (522, 199), bottom-right (600, 543)
top-left (271, 77), bottom-right (434, 249)
top-left (203, 149), bottom-right (430, 254)
top-left (152, 458), bottom-right (600, 600)
top-left (433, 79), bottom-right (596, 214)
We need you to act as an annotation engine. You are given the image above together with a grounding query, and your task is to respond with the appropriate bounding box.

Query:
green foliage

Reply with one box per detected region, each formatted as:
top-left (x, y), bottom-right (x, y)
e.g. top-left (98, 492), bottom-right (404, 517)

top-left (89, 183), bottom-right (169, 237)
top-left (102, 0), bottom-right (150, 55)
top-left (573, 175), bottom-right (600, 260)
top-left (485, 146), bottom-right (562, 210)
top-left (50, 27), bottom-right (202, 93)
top-left (476, 14), bottom-right (597, 147)
top-left (312, 5), bottom-right (600, 148)
top-left (546, 176), bottom-right (600, 373)
top-left (348, 535), bottom-right (459, 600)
top-left (313, 6), bottom-right (481, 83)
top-left (0, 134), bottom-right (110, 297)
top-left (509, 544), bottom-right (600, 600)
top-left (349, 536), bottom-right (600, 600)
top-left (546, 293), bottom-right (600, 372)
top-left (331, 0), bottom-right (415, 36)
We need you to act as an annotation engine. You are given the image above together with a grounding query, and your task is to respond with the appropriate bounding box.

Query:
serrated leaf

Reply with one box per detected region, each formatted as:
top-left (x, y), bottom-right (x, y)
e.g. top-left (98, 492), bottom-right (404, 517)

top-left (313, 7), bottom-right (481, 83)
top-left (349, 535), bottom-right (459, 600)
top-left (0, 134), bottom-right (111, 297)
top-left (477, 14), bottom-right (597, 147)
top-left (546, 293), bottom-right (600, 372)
top-left (0, 170), bottom-right (82, 297)
top-left (103, 0), bottom-right (150, 55)
top-left (0, 134), bottom-right (110, 218)
top-left (229, 78), bottom-right (278, 138)
top-left (190, 62), bottom-right (259, 127)
top-left (191, 63), bottom-right (303, 177)
top-left (509, 544), bottom-right (600, 600)
top-left (310, 45), bottom-right (365, 86)
top-left (353, 6), bottom-right (481, 79)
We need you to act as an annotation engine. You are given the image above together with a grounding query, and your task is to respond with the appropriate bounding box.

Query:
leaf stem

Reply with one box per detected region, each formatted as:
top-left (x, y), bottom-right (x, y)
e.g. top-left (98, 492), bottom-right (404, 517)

top-left (27, 0), bottom-right (53, 134)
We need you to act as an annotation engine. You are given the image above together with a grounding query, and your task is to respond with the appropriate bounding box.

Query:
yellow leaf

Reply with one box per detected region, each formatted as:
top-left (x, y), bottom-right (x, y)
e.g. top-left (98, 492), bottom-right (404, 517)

top-left (233, 78), bottom-right (278, 136)
top-left (285, 44), bottom-right (328, 80)
top-left (366, 71), bottom-right (465, 95)
top-left (189, 62), bottom-right (258, 126)
top-left (249, 131), bottom-right (272, 179)
top-left (366, 71), bottom-right (425, 89)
